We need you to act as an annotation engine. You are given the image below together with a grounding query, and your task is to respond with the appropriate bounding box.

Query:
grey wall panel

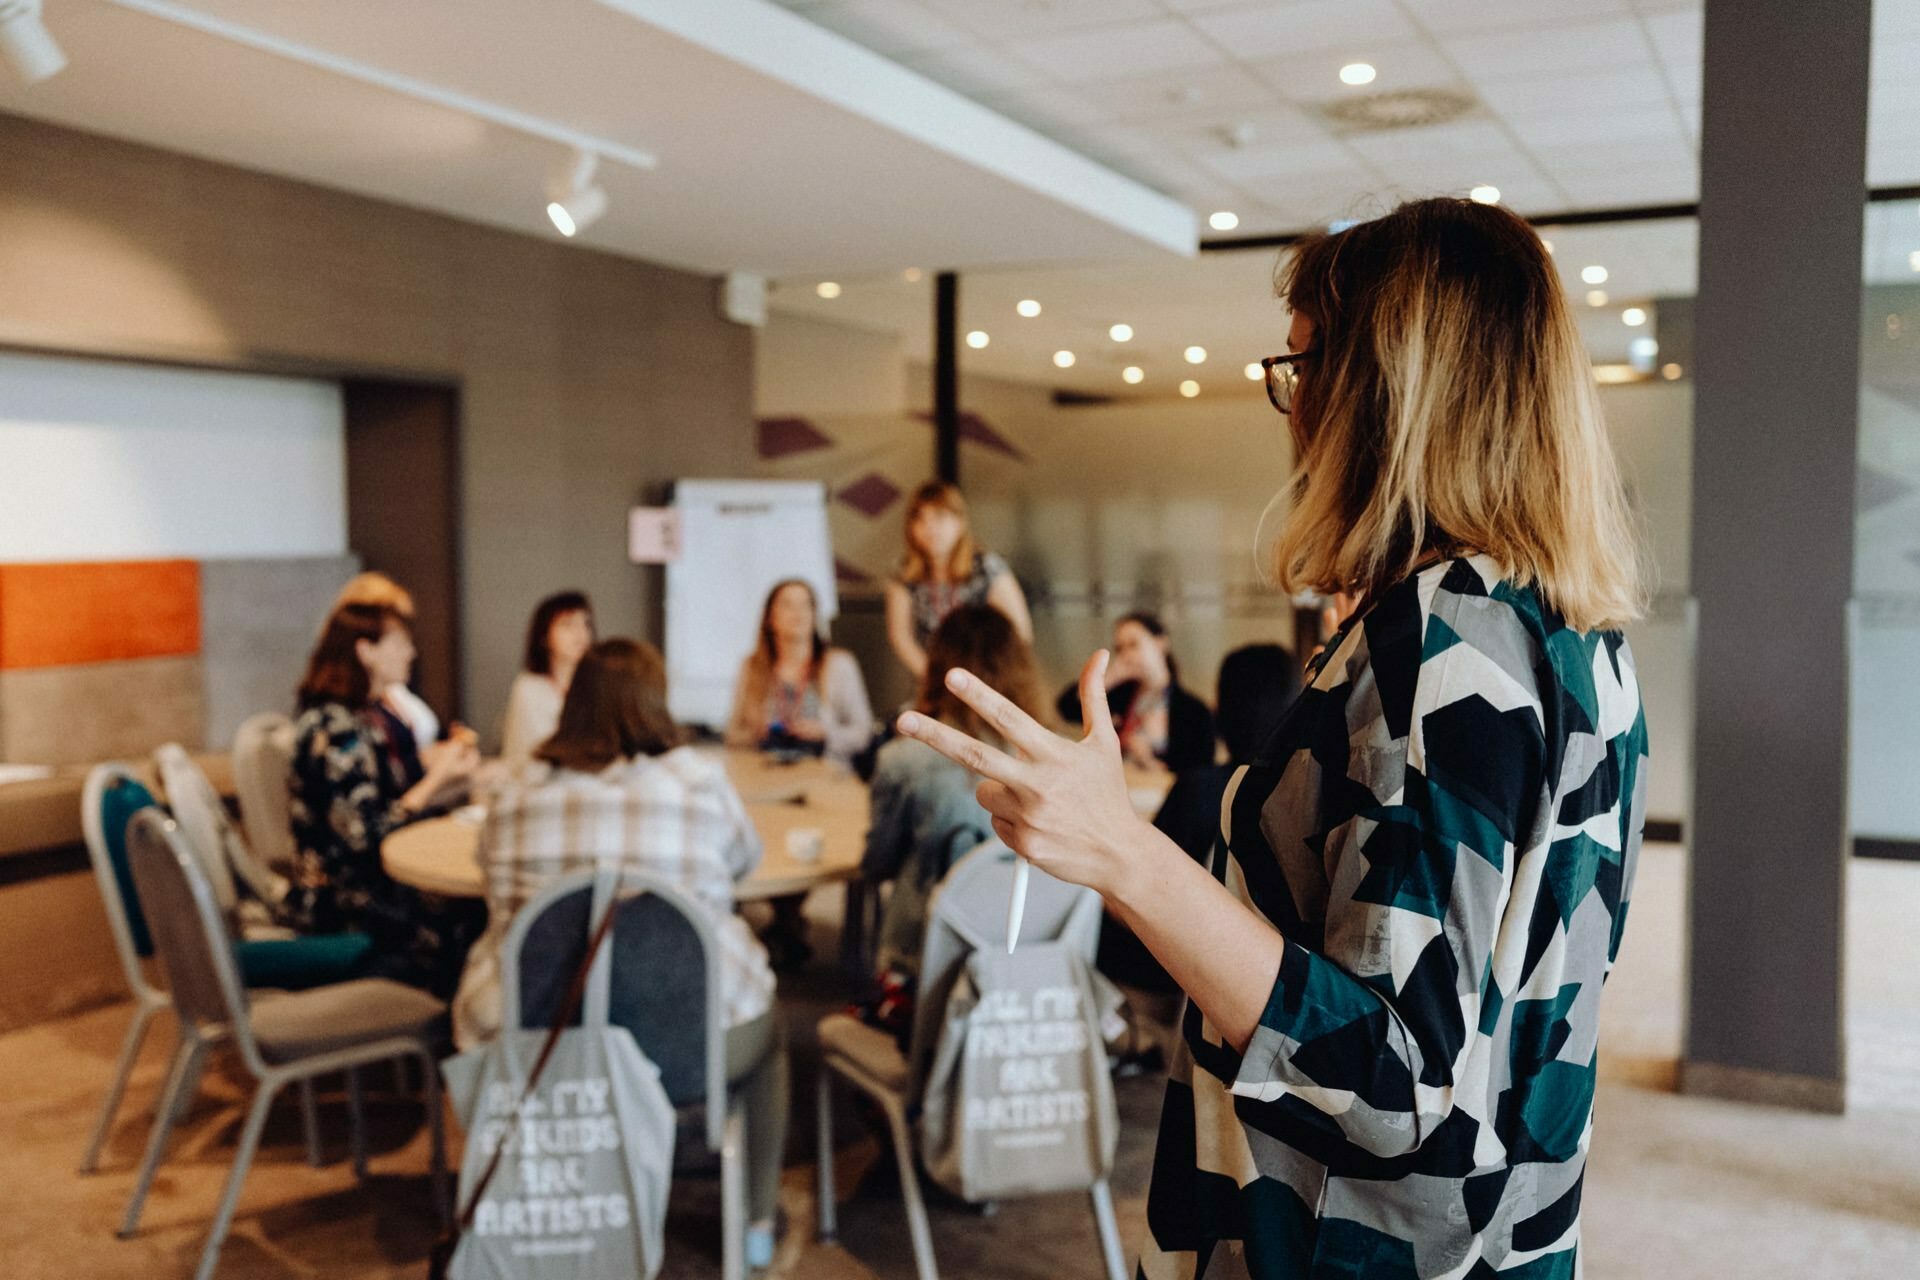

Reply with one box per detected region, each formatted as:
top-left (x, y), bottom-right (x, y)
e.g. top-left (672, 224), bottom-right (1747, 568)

top-left (0, 655), bottom-right (203, 764)
top-left (199, 555), bottom-right (360, 747)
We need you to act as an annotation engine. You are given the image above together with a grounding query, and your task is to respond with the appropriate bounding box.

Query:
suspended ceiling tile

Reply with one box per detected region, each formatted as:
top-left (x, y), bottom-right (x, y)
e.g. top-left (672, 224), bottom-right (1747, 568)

top-left (1186, 0), bottom-right (1420, 60)
top-left (1005, 18), bottom-right (1225, 84)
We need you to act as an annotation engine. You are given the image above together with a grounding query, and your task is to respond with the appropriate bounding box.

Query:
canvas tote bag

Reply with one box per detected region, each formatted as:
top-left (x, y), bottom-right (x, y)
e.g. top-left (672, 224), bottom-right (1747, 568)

top-left (437, 871), bottom-right (676, 1280)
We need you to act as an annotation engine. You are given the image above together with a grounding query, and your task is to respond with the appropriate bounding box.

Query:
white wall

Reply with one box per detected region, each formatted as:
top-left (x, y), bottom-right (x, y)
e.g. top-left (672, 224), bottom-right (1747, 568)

top-left (0, 350), bottom-right (345, 562)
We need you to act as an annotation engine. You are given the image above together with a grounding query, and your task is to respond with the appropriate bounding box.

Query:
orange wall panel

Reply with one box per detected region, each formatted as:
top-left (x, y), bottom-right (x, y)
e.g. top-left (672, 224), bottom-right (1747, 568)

top-left (0, 560), bottom-right (201, 669)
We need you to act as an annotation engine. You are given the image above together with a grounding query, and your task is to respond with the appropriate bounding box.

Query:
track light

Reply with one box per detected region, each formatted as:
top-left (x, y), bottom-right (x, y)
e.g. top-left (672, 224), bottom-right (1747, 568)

top-left (0, 0), bottom-right (66, 84)
top-left (545, 148), bottom-right (607, 238)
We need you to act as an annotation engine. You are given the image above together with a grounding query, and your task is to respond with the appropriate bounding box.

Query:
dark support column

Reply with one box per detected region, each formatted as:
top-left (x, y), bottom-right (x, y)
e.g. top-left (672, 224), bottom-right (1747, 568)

top-left (934, 270), bottom-right (959, 484)
top-left (1684, 0), bottom-right (1871, 1112)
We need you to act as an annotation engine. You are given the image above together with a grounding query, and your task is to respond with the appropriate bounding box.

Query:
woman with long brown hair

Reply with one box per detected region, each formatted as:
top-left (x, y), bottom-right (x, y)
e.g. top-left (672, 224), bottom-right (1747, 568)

top-left (725, 577), bottom-right (873, 761)
top-left (898, 198), bottom-right (1649, 1276)
top-left (883, 480), bottom-right (1031, 680)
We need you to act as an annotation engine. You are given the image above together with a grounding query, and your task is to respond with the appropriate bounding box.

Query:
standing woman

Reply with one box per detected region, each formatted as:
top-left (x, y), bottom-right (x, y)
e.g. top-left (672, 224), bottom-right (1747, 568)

top-left (884, 481), bottom-right (1031, 682)
top-left (898, 198), bottom-right (1649, 1277)
top-left (726, 578), bottom-right (874, 762)
top-left (288, 603), bottom-right (482, 996)
top-left (500, 590), bottom-right (595, 766)
top-left (1057, 611), bottom-right (1215, 775)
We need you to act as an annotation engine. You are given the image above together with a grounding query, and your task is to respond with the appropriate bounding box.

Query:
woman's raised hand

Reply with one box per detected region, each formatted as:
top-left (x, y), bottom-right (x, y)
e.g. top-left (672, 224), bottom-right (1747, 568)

top-left (896, 650), bottom-right (1150, 897)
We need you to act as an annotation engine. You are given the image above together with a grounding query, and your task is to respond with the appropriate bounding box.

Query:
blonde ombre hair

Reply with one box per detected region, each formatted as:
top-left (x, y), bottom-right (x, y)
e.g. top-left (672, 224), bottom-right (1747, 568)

top-left (1263, 197), bottom-right (1645, 632)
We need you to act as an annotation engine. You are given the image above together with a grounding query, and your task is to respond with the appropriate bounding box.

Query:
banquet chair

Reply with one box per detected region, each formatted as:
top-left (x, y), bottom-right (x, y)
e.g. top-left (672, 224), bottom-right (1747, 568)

top-left (814, 841), bottom-right (1125, 1280)
top-left (230, 713), bottom-right (297, 875)
top-left (121, 811), bottom-right (448, 1280)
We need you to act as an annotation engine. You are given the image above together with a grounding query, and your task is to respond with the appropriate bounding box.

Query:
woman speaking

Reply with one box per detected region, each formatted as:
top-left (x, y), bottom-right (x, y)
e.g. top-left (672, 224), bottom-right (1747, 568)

top-left (899, 197), bottom-right (1649, 1278)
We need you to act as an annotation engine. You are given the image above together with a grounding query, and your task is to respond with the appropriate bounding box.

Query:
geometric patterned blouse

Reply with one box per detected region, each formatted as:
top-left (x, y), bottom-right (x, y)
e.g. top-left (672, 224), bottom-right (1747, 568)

top-left (1140, 555), bottom-right (1649, 1280)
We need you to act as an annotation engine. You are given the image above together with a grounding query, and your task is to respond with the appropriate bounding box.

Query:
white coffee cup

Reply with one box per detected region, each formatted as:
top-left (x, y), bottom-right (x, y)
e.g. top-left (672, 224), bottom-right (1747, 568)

top-left (785, 827), bottom-right (825, 863)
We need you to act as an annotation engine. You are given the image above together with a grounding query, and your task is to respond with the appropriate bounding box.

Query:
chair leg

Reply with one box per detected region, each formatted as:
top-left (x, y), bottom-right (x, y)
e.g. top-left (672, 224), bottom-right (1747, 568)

top-left (814, 1069), bottom-right (837, 1243)
top-left (882, 1100), bottom-right (939, 1280)
top-left (419, 1050), bottom-right (450, 1229)
top-left (298, 1077), bottom-right (322, 1167)
top-left (80, 999), bottom-right (160, 1174)
top-left (193, 1081), bottom-right (279, 1280)
top-left (720, 1103), bottom-right (747, 1280)
top-left (345, 1067), bottom-right (368, 1181)
top-left (1091, 1179), bottom-right (1127, 1280)
top-left (119, 1034), bottom-right (208, 1238)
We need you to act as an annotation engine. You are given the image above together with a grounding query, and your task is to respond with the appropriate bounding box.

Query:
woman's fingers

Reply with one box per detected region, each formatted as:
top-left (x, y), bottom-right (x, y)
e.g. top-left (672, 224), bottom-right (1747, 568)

top-left (897, 711), bottom-right (1032, 786)
top-left (941, 668), bottom-right (1059, 759)
top-left (1078, 650), bottom-right (1119, 744)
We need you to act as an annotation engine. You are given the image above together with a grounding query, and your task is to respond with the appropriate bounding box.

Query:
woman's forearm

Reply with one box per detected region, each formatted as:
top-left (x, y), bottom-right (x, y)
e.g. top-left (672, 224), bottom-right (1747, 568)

top-left (1104, 821), bottom-right (1285, 1054)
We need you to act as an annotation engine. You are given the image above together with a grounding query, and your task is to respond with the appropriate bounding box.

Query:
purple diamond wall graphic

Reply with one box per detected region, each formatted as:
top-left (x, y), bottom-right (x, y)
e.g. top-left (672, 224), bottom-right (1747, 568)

top-left (757, 416), bottom-right (834, 460)
top-left (835, 556), bottom-right (874, 585)
top-left (836, 471), bottom-right (902, 518)
top-left (913, 411), bottom-right (1027, 461)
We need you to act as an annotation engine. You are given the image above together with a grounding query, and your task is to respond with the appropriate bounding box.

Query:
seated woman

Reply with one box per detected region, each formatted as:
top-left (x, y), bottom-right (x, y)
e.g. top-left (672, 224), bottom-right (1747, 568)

top-left (725, 578), bottom-right (873, 762)
top-left (287, 602), bottom-right (483, 997)
top-left (499, 589), bottom-right (595, 766)
top-left (1057, 611), bottom-right (1214, 774)
top-left (860, 604), bottom-right (1046, 1015)
top-left (454, 638), bottom-right (785, 1260)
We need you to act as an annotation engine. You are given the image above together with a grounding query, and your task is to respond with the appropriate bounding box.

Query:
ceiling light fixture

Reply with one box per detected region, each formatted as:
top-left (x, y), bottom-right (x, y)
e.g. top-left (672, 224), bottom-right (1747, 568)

top-left (966, 330), bottom-right (989, 349)
top-left (1053, 350), bottom-right (1076, 368)
top-left (1662, 363), bottom-right (1684, 380)
top-left (1208, 210), bottom-right (1240, 231)
top-left (903, 267), bottom-right (923, 283)
top-left (1470, 185), bottom-right (1500, 204)
top-left (1109, 323), bottom-right (1133, 342)
top-left (1622, 307), bottom-right (1647, 327)
top-left (1184, 345), bottom-right (1207, 364)
top-left (1581, 264), bottom-right (1609, 285)
top-left (1586, 289), bottom-right (1609, 307)
top-left (545, 148), bottom-right (608, 237)
top-left (0, 0), bottom-right (66, 84)
top-left (1339, 62), bottom-right (1376, 86)
top-left (1180, 380), bottom-right (1201, 398)
top-left (815, 281), bottom-right (842, 299)
top-left (1243, 362), bottom-right (1263, 381)
top-left (1017, 299), bottom-right (1042, 318)
top-left (1123, 366), bottom-right (1145, 384)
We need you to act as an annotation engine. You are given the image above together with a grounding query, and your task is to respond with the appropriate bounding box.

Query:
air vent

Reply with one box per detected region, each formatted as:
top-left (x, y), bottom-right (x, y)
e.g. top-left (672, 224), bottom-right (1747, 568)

top-left (1318, 89), bottom-right (1477, 133)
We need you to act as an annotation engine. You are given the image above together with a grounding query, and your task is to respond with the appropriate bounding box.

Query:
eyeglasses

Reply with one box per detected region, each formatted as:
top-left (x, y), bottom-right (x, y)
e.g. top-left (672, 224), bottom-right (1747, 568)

top-left (1260, 351), bottom-right (1314, 416)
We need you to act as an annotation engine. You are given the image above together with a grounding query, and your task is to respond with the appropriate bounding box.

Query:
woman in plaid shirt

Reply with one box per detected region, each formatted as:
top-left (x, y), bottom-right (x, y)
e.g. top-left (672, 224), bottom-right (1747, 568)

top-left (452, 638), bottom-right (785, 1256)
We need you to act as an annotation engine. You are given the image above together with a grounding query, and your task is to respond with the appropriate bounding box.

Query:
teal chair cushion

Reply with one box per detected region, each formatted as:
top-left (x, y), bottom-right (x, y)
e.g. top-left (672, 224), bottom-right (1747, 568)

top-left (101, 777), bottom-right (160, 957)
top-left (235, 933), bottom-right (375, 990)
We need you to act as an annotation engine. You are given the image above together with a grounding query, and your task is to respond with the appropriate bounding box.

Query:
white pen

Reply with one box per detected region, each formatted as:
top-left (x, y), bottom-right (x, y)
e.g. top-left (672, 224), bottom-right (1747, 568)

top-left (1005, 858), bottom-right (1029, 954)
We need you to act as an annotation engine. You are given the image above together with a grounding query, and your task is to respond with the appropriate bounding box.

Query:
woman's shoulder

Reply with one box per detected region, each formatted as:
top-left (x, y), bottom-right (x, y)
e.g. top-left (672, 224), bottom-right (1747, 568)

top-left (294, 700), bottom-right (359, 739)
top-left (822, 647), bottom-right (865, 680)
top-left (976, 549), bottom-right (1010, 579)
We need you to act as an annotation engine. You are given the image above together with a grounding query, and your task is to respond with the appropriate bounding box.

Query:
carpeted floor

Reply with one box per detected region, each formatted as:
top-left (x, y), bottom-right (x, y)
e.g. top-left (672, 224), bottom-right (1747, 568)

top-left (5, 844), bottom-right (1919, 1279)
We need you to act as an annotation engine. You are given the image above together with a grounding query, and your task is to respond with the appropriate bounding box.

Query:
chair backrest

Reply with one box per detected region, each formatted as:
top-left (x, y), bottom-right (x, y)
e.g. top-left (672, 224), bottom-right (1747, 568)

top-left (501, 869), bottom-right (729, 1150)
top-left (125, 810), bottom-right (256, 1058)
top-left (154, 742), bottom-right (285, 910)
top-left (907, 841), bottom-right (1103, 1092)
top-left (231, 714), bottom-right (297, 875)
top-left (79, 764), bottom-right (164, 1001)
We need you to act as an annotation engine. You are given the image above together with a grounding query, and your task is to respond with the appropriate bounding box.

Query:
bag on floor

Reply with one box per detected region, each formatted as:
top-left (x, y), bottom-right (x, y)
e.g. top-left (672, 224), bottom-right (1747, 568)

top-left (917, 941), bottom-right (1118, 1202)
top-left (435, 878), bottom-right (676, 1280)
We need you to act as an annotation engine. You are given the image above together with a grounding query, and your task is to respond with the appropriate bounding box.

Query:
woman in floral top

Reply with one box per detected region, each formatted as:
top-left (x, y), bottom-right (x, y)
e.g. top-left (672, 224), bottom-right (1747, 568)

top-left (897, 198), bottom-right (1648, 1278)
top-left (288, 602), bottom-right (482, 996)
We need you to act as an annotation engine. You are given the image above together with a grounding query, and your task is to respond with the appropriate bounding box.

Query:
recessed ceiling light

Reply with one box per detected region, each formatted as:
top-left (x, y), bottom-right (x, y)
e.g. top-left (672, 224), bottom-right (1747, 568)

top-left (1243, 362), bottom-right (1263, 381)
top-left (1184, 345), bottom-right (1207, 364)
top-left (1661, 363), bottom-right (1684, 380)
top-left (1122, 366), bottom-right (1144, 384)
top-left (1628, 336), bottom-right (1660, 364)
top-left (966, 330), bottom-right (989, 349)
top-left (1586, 289), bottom-right (1609, 307)
top-left (1470, 185), bottom-right (1501, 204)
top-left (903, 267), bottom-right (923, 283)
top-left (1581, 264), bottom-right (1609, 285)
top-left (1208, 210), bottom-right (1240, 231)
top-left (1053, 350), bottom-right (1076, 368)
top-left (1340, 62), bottom-right (1376, 86)
top-left (1622, 307), bottom-right (1647, 327)
top-left (1017, 299), bottom-right (1042, 317)
top-left (1109, 323), bottom-right (1134, 342)
top-left (816, 281), bottom-right (842, 299)
top-left (1180, 380), bottom-right (1201, 398)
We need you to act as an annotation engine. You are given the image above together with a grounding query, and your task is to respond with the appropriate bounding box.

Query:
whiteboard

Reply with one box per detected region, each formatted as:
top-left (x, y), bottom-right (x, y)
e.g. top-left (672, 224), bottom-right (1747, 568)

top-left (665, 480), bottom-right (838, 728)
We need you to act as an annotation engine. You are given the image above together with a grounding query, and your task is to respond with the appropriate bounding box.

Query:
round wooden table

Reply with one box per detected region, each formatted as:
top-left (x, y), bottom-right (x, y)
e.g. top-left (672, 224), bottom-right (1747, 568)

top-left (382, 750), bottom-right (870, 902)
